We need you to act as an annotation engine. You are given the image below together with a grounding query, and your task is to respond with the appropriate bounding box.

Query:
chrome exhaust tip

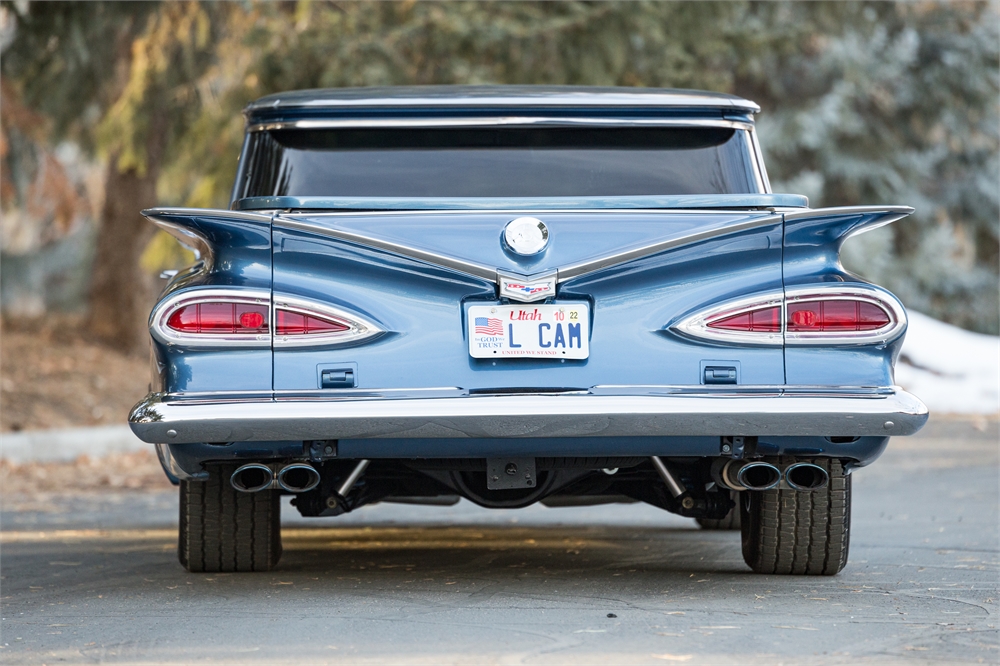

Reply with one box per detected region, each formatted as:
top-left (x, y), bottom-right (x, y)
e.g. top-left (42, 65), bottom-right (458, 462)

top-left (716, 460), bottom-right (782, 491)
top-left (784, 462), bottom-right (829, 491)
top-left (277, 463), bottom-right (321, 493)
top-left (231, 464), bottom-right (274, 493)
top-left (735, 462), bottom-right (782, 491)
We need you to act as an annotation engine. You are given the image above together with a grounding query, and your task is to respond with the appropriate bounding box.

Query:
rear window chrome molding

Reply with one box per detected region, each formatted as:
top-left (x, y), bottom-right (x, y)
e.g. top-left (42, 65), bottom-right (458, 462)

top-left (672, 283), bottom-right (906, 347)
top-left (272, 293), bottom-right (383, 348)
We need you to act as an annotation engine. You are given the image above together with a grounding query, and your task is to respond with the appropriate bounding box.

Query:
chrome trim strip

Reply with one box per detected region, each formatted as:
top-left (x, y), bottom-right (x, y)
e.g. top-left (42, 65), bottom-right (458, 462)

top-left (783, 205), bottom-right (914, 221)
top-left (748, 128), bottom-right (772, 194)
top-left (277, 213), bottom-right (783, 287)
top-left (276, 208), bottom-right (791, 217)
top-left (146, 219), bottom-right (215, 272)
top-left (672, 290), bottom-right (785, 347)
top-left (149, 288), bottom-right (272, 349)
top-left (272, 293), bottom-right (383, 348)
top-left (557, 214), bottom-right (783, 282)
top-left (784, 205), bottom-right (914, 240)
top-left (129, 387), bottom-right (929, 443)
top-left (274, 217), bottom-right (498, 282)
top-left (248, 117), bottom-right (754, 132)
top-left (239, 193), bottom-right (810, 212)
top-left (784, 284), bottom-right (907, 345)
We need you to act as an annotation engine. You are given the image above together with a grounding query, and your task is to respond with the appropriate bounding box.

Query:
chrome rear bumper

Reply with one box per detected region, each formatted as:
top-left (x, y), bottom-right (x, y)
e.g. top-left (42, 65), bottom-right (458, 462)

top-left (129, 387), bottom-right (928, 444)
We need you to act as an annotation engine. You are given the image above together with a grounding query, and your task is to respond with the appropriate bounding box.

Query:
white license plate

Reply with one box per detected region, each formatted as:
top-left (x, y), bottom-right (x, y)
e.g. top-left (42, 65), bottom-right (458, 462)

top-left (468, 303), bottom-right (590, 359)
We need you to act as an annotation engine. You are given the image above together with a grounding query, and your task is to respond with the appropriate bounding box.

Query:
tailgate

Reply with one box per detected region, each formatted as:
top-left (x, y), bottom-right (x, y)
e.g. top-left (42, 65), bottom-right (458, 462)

top-left (271, 210), bottom-right (784, 392)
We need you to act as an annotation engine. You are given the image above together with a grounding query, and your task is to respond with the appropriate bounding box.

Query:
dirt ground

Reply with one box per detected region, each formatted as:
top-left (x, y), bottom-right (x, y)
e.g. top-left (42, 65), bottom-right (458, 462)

top-left (0, 449), bottom-right (169, 496)
top-left (0, 315), bottom-right (149, 433)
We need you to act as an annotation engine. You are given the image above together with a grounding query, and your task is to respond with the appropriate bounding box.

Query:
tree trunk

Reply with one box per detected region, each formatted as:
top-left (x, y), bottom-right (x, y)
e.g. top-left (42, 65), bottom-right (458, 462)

top-left (86, 153), bottom-right (159, 353)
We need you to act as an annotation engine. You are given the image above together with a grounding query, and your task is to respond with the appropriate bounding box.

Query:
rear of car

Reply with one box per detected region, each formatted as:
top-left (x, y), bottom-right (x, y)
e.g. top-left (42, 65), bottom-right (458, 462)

top-left (130, 86), bottom-right (927, 575)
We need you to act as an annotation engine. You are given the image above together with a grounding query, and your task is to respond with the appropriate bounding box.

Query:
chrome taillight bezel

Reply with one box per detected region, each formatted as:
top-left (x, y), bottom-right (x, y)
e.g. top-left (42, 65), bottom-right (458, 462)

top-left (783, 285), bottom-right (906, 345)
top-left (151, 289), bottom-right (384, 349)
top-left (272, 294), bottom-right (382, 348)
top-left (150, 288), bottom-right (272, 348)
top-left (673, 290), bottom-right (785, 346)
top-left (672, 284), bottom-right (906, 347)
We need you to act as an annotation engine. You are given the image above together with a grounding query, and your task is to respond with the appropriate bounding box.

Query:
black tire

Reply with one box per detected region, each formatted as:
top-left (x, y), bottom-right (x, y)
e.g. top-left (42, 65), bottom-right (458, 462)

top-left (697, 491), bottom-right (741, 530)
top-left (178, 465), bottom-right (282, 573)
top-left (740, 457), bottom-right (850, 575)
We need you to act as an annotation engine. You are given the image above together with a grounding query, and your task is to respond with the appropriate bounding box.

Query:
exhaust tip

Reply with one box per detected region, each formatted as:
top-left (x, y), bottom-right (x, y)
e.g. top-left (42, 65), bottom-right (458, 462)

top-left (231, 464), bottom-right (274, 492)
top-left (277, 463), bottom-right (321, 493)
top-left (784, 463), bottom-right (829, 491)
top-left (736, 462), bottom-right (781, 491)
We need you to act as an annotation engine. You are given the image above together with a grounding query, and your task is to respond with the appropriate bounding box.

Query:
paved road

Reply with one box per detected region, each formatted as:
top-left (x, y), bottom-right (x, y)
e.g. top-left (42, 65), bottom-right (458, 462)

top-left (2, 418), bottom-right (997, 665)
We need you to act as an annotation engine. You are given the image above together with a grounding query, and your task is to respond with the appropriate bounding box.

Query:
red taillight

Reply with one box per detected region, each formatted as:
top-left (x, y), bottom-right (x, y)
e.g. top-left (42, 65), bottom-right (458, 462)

top-left (787, 300), bottom-right (891, 332)
top-left (275, 309), bottom-right (350, 336)
top-left (166, 303), bottom-right (269, 334)
top-left (707, 306), bottom-right (781, 332)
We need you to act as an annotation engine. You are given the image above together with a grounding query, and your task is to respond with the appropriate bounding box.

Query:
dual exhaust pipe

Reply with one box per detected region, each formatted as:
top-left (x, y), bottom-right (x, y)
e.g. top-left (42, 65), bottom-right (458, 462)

top-left (231, 463), bottom-right (320, 494)
top-left (715, 459), bottom-right (829, 492)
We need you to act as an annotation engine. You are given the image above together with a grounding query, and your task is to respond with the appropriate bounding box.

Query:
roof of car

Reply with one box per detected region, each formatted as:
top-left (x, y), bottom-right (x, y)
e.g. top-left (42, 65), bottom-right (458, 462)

top-left (245, 85), bottom-right (760, 115)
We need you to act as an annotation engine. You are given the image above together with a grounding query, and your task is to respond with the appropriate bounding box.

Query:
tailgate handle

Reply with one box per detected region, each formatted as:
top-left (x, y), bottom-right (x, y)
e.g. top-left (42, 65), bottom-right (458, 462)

top-left (703, 366), bottom-right (738, 385)
top-left (321, 369), bottom-right (356, 389)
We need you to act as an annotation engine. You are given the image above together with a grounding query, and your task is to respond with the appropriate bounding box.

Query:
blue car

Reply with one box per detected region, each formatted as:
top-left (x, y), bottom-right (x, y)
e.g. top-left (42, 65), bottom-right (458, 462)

top-left (130, 86), bottom-right (928, 575)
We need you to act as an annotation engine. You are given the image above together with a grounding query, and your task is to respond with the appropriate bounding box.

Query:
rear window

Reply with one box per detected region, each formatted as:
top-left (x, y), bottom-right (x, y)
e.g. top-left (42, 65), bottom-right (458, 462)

top-left (234, 126), bottom-right (758, 200)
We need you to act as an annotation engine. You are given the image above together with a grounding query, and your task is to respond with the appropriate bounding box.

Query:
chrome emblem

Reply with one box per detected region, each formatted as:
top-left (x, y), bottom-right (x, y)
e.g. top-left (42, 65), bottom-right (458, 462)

top-left (503, 217), bottom-right (549, 256)
top-left (498, 270), bottom-right (556, 303)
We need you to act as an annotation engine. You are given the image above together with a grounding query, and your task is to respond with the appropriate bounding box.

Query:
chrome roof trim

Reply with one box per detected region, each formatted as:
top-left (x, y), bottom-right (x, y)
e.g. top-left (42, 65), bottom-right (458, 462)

top-left (274, 216), bottom-right (498, 282)
top-left (248, 117), bottom-right (754, 132)
top-left (557, 214), bottom-right (783, 282)
top-left (245, 86), bottom-right (761, 113)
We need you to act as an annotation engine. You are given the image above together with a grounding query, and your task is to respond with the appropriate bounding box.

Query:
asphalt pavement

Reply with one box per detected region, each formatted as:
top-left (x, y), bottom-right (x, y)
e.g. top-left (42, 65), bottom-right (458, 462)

top-left (1, 418), bottom-right (997, 665)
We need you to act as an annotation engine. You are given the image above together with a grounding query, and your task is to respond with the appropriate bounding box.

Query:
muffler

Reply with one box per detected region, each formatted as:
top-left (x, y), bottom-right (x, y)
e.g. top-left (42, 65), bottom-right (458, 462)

top-left (231, 464), bottom-right (274, 493)
top-left (277, 463), bottom-right (321, 493)
top-left (784, 462), bottom-right (829, 491)
top-left (715, 460), bottom-right (781, 491)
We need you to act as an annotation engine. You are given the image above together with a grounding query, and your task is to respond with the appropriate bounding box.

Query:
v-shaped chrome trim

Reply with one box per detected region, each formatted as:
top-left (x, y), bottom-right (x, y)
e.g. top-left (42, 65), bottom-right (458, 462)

top-left (273, 213), bottom-right (784, 288)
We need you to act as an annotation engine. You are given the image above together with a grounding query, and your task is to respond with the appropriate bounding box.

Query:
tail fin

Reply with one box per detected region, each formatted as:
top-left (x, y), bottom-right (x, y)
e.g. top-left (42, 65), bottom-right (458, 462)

top-left (783, 205), bottom-right (913, 280)
top-left (142, 208), bottom-right (272, 285)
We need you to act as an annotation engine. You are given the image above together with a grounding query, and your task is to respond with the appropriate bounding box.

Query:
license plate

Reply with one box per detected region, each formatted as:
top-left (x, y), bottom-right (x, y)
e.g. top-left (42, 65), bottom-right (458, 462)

top-left (468, 303), bottom-right (590, 359)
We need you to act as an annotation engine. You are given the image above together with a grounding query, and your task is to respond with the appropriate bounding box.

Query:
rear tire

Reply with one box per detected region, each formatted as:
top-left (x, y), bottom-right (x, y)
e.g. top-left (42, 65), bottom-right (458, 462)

top-left (178, 465), bottom-right (282, 572)
top-left (740, 458), bottom-right (850, 575)
top-left (696, 491), bottom-right (741, 530)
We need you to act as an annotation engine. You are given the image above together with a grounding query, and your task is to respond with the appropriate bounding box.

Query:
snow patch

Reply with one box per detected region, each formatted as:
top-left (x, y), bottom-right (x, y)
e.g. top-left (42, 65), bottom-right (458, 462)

top-left (896, 311), bottom-right (999, 415)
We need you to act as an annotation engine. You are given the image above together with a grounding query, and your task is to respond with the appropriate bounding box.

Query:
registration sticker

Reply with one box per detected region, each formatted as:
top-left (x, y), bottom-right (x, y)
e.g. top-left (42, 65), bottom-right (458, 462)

top-left (467, 303), bottom-right (590, 359)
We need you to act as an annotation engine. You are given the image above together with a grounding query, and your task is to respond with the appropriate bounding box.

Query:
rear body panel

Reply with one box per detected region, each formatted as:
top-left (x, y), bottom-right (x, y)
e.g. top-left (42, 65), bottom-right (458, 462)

top-left (271, 210), bottom-right (784, 391)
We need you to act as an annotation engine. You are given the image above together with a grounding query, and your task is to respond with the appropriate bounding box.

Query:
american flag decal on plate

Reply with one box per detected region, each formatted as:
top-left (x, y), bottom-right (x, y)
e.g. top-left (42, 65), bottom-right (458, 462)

top-left (474, 317), bottom-right (504, 335)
